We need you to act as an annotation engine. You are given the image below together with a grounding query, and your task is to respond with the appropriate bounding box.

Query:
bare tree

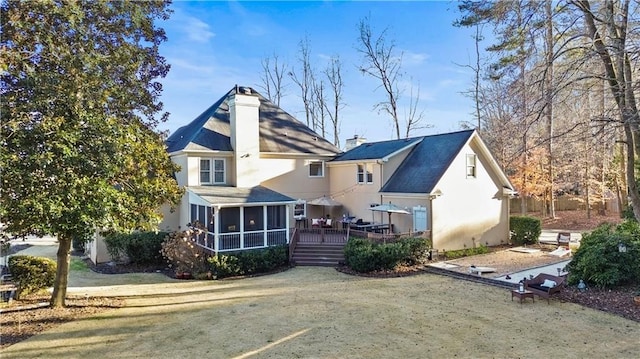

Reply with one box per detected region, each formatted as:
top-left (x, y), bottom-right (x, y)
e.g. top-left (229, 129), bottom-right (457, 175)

top-left (403, 82), bottom-right (430, 139)
top-left (312, 78), bottom-right (327, 137)
top-left (289, 36), bottom-right (314, 127)
top-left (323, 56), bottom-right (345, 147)
top-left (570, 0), bottom-right (640, 220)
top-left (259, 54), bottom-right (287, 106)
top-left (544, 0), bottom-right (556, 218)
top-left (356, 16), bottom-right (403, 139)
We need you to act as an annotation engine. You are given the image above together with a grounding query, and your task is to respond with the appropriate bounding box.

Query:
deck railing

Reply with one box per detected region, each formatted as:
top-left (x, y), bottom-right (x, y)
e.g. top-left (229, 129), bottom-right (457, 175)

top-left (192, 226), bottom-right (425, 254)
top-left (194, 228), bottom-right (289, 253)
top-left (297, 228), bottom-right (348, 244)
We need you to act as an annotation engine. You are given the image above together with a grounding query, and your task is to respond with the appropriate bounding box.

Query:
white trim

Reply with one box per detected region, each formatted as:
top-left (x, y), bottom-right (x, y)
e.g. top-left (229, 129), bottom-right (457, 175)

top-left (381, 139), bottom-right (423, 162)
top-left (199, 158), bottom-right (226, 185)
top-left (308, 160), bottom-right (325, 178)
top-left (357, 163), bottom-right (374, 184)
top-left (466, 153), bottom-right (477, 178)
top-left (262, 152), bottom-right (338, 159)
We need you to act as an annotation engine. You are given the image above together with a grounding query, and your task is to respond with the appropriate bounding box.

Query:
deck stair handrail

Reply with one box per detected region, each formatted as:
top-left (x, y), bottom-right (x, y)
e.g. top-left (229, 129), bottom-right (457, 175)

top-left (289, 228), bottom-right (299, 263)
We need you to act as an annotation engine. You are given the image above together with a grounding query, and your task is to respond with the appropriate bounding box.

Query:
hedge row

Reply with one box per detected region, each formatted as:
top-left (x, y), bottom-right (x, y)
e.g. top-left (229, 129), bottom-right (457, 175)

top-left (207, 245), bottom-right (289, 279)
top-left (104, 231), bottom-right (169, 265)
top-left (344, 237), bottom-right (429, 273)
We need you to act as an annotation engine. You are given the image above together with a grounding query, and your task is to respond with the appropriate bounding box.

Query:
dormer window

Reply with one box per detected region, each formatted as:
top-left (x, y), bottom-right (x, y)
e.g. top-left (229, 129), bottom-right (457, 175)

top-left (201, 158), bottom-right (225, 184)
top-left (309, 160), bottom-right (324, 177)
top-left (466, 154), bottom-right (477, 178)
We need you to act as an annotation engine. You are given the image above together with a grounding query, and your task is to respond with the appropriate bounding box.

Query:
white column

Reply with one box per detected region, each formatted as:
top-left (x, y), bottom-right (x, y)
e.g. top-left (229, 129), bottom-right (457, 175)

top-left (286, 204), bottom-right (291, 244)
top-left (239, 206), bottom-right (245, 249)
top-left (214, 206), bottom-right (220, 253)
top-left (263, 205), bottom-right (268, 247)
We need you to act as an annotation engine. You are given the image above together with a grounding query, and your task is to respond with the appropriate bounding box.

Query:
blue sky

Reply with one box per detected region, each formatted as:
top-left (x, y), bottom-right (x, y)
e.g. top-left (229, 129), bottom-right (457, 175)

top-left (158, 1), bottom-right (482, 144)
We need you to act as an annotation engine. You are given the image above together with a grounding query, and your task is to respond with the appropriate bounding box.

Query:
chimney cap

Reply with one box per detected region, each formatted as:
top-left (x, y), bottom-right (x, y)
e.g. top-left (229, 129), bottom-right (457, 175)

top-left (236, 86), bottom-right (252, 95)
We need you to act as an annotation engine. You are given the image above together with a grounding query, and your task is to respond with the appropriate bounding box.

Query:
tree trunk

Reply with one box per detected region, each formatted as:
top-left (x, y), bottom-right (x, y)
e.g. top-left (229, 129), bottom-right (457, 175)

top-left (623, 123), bottom-right (640, 220)
top-left (618, 143), bottom-right (627, 214)
top-left (50, 234), bottom-right (72, 307)
top-left (545, 0), bottom-right (555, 219)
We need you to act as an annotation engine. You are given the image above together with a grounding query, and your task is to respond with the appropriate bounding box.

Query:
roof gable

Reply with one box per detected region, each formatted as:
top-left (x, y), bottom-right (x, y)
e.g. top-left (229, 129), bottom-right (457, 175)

top-left (380, 130), bottom-right (475, 193)
top-left (331, 138), bottom-right (422, 162)
top-left (166, 86), bottom-right (340, 155)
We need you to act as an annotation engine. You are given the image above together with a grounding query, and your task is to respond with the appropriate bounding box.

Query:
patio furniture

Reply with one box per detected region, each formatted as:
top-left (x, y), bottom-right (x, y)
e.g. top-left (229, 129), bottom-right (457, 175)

top-left (557, 232), bottom-right (571, 246)
top-left (524, 273), bottom-right (565, 303)
top-left (322, 219), bottom-right (333, 228)
top-left (511, 289), bottom-right (535, 304)
top-left (1, 274), bottom-right (16, 302)
top-left (311, 218), bottom-right (321, 228)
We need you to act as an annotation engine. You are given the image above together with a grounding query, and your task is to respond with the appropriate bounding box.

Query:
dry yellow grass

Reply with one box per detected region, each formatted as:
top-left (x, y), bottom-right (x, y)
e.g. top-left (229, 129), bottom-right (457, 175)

top-left (2, 267), bottom-right (639, 359)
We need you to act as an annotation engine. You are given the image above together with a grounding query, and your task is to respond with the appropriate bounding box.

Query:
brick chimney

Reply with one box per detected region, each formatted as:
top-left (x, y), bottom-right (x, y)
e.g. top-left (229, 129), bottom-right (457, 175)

top-left (229, 86), bottom-right (261, 188)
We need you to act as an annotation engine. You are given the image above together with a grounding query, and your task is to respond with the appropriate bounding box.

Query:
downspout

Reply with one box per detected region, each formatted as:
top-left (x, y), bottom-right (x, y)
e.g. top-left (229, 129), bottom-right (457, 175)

top-left (429, 197), bottom-right (434, 248)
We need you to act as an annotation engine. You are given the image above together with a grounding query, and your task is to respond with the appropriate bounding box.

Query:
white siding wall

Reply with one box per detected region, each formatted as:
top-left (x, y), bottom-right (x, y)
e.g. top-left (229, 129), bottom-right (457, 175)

top-left (431, 141), bottom-right (509, 251)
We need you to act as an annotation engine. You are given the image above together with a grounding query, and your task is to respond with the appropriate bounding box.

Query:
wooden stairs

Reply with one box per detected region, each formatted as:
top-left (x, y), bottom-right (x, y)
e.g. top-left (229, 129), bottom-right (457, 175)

top-left (291, 242), bottom-right (345, 267)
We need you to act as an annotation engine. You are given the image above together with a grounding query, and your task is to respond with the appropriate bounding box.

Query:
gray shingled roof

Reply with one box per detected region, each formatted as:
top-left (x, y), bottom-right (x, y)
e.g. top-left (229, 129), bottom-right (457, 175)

top-left (166, 86), bottom-right (341, 155)
top-left (380, 130), bottom-right (475, 194)
top-left (331, 138), bottom-right (422, 162)
top-left (187, 185), bottom-right (295, 206)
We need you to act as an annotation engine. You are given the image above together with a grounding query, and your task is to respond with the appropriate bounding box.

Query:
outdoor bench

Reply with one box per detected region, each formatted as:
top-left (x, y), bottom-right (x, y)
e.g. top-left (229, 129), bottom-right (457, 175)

top-left (524, 273), bottom-right (565, 303)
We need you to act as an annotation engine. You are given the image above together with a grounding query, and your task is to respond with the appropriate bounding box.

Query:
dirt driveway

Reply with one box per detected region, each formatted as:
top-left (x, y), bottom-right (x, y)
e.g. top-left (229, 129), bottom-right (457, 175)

top-left (3, 266), bottom-right (639, 359)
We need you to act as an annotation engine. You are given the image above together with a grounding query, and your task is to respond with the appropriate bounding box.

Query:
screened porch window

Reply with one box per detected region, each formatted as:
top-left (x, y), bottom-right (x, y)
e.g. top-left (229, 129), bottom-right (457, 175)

top-left (244, 206), bottom-right (264, 231)
top-left (219, 207), bottom-right (240, 233)
top-left (267, 205), bottom-right (287, 229)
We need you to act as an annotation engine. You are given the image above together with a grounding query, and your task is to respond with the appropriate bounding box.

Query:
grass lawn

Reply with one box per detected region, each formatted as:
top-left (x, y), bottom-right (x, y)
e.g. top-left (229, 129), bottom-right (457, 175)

top-left (2, 267), bottom-right (639, 358)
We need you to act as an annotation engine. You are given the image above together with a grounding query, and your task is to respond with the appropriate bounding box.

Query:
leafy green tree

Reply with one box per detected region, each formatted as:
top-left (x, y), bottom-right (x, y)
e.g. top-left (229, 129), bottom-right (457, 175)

top-left (0, 0), bottom-right (182, 307)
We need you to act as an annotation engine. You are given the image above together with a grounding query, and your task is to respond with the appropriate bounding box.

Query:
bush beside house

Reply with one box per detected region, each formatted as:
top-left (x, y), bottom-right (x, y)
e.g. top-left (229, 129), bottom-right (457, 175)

top-left (104, 231), bottom-right (168, 265)
top-left (344, 237), bottom-right (430, 273)
top-left (509, 216), bottom-right (541, 245)
top-left (208, 245), bottom-right (289, 279)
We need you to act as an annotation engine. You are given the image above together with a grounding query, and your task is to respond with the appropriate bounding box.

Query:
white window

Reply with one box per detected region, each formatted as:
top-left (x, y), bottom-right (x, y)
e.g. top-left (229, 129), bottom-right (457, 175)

top-left (294, 200), bottom-right (306, 219)
top-left (200, 158), bottom-right (225, 184)
top-left (466, 154), bottom-right (477, 178)
top-left (309, 160), bottom-right (324, 177)
top-left (357, 163), bottom-right (373, 184)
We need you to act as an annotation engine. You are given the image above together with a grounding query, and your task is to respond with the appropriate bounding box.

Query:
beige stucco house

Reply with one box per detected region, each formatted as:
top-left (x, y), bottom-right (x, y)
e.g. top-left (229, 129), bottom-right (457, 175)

top-left (89, 85), bottom-right (515, 263)
top-left (161, 85), bottom-right (515, 253)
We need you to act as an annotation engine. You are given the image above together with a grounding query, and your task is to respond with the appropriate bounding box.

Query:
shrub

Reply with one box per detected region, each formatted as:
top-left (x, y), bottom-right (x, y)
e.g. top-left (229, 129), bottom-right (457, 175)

top-left (72, 237), bottom-right (86, 253)
top-left (8, 255), bottom-right (56, 299)
top-left (208, 245), bottom-right (289, 279)
top-left (344, 238), bottom-right (376, 272)
top-left (565, 221), bottom-right (640, 288)
top-left (399, 237), bottom-right (430, 265)
top-left (509, 216), bottom-right (541, 245)
top-left (104, 231), bottom-right (168, 265)
top-left (160, 230), bottom-right (209, 276)
top-left (344, 238), bottom-right (424, 273)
